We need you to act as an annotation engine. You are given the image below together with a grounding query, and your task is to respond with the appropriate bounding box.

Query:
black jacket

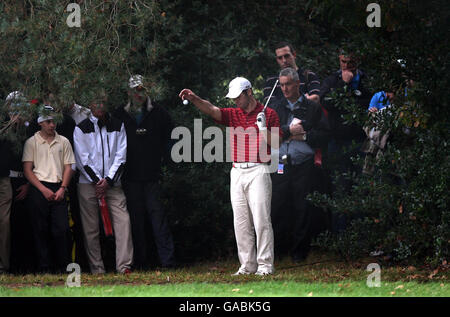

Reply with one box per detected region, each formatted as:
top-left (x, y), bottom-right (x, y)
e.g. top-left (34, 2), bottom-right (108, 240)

top-left (1, 114), bottom-right (25, 176)
top-left (319, 70), bottom-right (371, 141)
top-left (113, 100), bottom-right (174, 182)
top-left (269, 95), bottom-right (328, 150)
top-left (0, 139), bottom-right (12, 177)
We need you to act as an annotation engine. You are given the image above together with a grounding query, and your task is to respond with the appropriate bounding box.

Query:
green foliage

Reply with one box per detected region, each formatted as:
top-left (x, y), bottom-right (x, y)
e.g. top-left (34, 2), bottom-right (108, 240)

top-left (308, 0), bottom-right (450, 266)
top-left (0, 0), bottom-right (448, 264)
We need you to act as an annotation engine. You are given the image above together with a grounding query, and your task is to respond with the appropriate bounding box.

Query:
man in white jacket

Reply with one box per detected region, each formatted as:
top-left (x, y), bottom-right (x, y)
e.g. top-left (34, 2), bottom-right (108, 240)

top-left (73, 96), bottom-right (133, 274)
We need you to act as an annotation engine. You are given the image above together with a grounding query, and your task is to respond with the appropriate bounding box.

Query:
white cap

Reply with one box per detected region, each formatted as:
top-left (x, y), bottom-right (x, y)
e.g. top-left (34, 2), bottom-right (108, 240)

top-left (225, 77), bottom-right (252, 99)
top-left (6, 91), bottom-right (24, 102)
top-left (129, 75), bottom-right (144, 89)
top-left (397, 59), bottom-right (406, 68)
top-left (37, 105), bottom-right (54, 123)
top-left (37, 116), bottom-right (53, 123)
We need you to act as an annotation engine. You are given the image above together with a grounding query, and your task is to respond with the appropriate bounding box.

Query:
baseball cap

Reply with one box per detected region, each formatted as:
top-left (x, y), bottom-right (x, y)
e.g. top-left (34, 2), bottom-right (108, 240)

top-left (225, 77), bottom-right (252, 99)
top-left (6, 91), bottom-right (25, 102)
top-left (397, 59), bottom-right (406, 69)
top-left (6, 91), bottom-right (28, 112)
top-left (37, 105), bottom-right (55, 123)
top-left (129, 75), bottom-right (144, 89)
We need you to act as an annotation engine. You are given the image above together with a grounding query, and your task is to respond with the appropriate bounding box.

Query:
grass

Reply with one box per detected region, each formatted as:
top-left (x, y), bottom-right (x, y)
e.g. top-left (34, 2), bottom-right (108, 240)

top-left (0, 281), bottom-right (447, 297)
top-left (0, 252), bottom-right (448, 297)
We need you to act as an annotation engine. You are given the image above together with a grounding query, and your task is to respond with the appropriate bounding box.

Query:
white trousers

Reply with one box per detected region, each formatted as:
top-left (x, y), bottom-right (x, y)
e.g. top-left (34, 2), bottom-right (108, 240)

top-left (230, 164), bottom-right (274, 273)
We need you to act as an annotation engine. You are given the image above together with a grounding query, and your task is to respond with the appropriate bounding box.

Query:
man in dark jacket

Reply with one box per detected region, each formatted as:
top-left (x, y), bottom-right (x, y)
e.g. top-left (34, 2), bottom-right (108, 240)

top-left (2, 92), bottom-right (35, 274)
top-left (263, 42), bottom-right (321, 105)
top-left (319, 51), bottom-right (372, 232)
top-left (319, 52), bottom-right (371, 143)
top-left (265, 42), bottom-right (331, 203)
top-left (269, 67), bottom-right (328, 262)
top-left (0, 137), bottom-right (12, 274)
top-left (114, 75), bottom-right (175, 269)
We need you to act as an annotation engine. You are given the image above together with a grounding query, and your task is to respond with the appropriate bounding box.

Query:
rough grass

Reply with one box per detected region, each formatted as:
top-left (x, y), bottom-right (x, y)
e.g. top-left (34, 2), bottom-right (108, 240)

top-left (0, 252), bottom-right (448, 297)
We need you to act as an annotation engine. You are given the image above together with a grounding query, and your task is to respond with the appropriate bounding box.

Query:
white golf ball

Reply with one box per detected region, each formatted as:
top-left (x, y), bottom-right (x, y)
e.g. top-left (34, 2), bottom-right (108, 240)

top-left (183, 99), bottom-right (189, 105)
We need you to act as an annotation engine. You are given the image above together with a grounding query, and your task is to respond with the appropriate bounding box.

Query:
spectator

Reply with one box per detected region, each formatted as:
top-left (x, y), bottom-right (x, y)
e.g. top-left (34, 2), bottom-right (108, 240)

top-left (179, 77), bottom-right (282, 275)
top-left (362, 89), bottom-right (397, 175)
top-left (26, 93), bottom-right (89, 271)
top-left (113, 75), bottom-right (176, 270)
top-left (319, 50), bottom-right (371, 146)
top-left (265, 42), bottom-right (331, 202)
top-left (26, 94), bottom-right (76, 144)
top-left (368, 91), bottom-right (394, 113)
top-left (4, 92), bottom-right (35, 274)
top-left (73, 92), bottom-right (133, 274)
top-left (22, 106), bottom-right (75, 273)
top-left (319, 50), bottom-right (372, 232)
top-left (269, 67), bottom-right (327, 262)
top-left (0, 136), bottom-right (12, 274)
top-left (264, 42), bottom-right (321, 105)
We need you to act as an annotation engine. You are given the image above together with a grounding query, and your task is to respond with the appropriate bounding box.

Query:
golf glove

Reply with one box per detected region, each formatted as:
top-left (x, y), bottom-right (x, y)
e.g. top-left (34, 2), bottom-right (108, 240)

top-left (256, 112), bottom-right (267, 131)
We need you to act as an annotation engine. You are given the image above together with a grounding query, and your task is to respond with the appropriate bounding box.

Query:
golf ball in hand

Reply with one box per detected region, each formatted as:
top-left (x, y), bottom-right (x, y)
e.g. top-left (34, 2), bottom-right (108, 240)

top-left (183, 99), bottom-right (189, 105)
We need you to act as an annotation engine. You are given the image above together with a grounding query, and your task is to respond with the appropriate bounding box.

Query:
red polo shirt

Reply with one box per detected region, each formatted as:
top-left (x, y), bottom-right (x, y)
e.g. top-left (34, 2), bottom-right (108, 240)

top-left (216, 102), bottom-right (282, 163)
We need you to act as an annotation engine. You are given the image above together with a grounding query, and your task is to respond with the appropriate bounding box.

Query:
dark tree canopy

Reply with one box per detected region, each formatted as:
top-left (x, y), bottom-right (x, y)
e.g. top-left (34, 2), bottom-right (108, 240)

top-left (1, 0), bottom-right (448, 265)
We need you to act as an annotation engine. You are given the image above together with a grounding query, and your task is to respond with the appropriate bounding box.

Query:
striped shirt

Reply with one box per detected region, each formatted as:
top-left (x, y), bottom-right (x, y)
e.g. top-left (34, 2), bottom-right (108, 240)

top-left (216, 102), bottom-right (282, 163)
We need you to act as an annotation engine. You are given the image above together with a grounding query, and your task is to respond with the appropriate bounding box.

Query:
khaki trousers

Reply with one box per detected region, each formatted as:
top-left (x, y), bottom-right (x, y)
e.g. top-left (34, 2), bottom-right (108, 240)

top-left (0, 177), bottom-right (12, 271)
top-left (77, 184), bottom-right (133, 273)
top-left (230, 164), bottom-right (274, 273)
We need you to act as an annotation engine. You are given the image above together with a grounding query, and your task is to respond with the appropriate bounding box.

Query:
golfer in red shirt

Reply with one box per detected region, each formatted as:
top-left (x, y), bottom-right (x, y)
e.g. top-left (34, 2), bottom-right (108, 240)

top-left (179, 77), bottom-right (281, 275)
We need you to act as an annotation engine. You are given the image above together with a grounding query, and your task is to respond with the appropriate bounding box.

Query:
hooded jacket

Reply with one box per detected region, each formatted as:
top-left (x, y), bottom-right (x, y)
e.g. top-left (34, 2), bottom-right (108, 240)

top-left (73, 113), bottom-right (127, 186)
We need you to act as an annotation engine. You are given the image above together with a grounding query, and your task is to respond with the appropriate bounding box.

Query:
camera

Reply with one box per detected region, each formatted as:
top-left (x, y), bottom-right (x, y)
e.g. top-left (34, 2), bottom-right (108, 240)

top-left (292, 102), bottom-right (313, 131)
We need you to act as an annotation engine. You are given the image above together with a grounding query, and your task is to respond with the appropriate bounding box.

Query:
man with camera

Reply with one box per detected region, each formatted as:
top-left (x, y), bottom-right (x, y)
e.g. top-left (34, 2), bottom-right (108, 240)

top-left (269, 67), bottom-right (326, 263)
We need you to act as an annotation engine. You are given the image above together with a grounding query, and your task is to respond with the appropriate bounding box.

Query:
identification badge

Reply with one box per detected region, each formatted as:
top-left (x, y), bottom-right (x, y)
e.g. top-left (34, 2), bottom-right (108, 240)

top-left (277, 164), bottom-right (284, 174)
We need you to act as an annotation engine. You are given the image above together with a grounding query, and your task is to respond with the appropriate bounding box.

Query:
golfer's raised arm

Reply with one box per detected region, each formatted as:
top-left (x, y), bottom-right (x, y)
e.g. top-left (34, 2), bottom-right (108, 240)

top-left (179, 89), bottom-right (222, 122)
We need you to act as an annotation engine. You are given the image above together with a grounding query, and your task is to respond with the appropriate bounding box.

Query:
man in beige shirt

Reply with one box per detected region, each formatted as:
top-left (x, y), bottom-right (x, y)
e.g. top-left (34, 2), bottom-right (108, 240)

top-left (22, 107), bottom-right (75, 273)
